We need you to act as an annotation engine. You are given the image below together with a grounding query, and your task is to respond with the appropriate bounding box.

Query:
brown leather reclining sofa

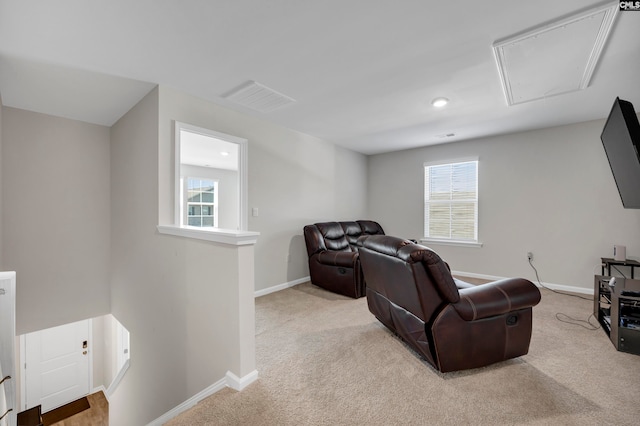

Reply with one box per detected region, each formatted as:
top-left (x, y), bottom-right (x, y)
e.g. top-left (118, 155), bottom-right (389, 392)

top-left (357, 235), bottom-right (541, 372)
top-left (303, 220), bottom-right (385, 298)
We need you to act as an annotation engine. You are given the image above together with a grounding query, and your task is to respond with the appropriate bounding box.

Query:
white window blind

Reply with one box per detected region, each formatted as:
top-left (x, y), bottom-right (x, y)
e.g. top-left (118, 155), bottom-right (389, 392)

top-left (424, 160), bottom-right (478, 241)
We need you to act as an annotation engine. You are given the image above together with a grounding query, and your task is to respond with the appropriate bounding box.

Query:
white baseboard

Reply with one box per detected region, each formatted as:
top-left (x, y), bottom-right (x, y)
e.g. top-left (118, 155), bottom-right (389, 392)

top-left (254, 276), bottom-right (309, 298)
top-left (452, 271), bottom-right (504, 282)
top-left (105, 358), bottom-right (130, 398)
top-left (452, 270), bottom-right (594, 296)
top-left (146, 370), bottom-right (258, 426)
top-left (538, 281), bottom-right (593, 295)
top-left (91, 385), bottom-right (109, 401)
top-left (225, 369), bottom-right (259, 391)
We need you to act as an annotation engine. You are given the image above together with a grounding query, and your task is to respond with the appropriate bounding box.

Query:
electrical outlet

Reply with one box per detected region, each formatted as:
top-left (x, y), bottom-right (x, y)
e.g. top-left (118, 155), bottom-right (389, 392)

top-left (527, 252), bottom-right (533, 261)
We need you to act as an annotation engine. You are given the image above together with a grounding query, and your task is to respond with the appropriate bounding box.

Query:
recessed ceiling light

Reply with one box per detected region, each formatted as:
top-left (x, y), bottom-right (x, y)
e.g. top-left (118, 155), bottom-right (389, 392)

top-left (220, 151), bottom-right (230, 156)
top-left (431, 97), bottom-right (449, 107)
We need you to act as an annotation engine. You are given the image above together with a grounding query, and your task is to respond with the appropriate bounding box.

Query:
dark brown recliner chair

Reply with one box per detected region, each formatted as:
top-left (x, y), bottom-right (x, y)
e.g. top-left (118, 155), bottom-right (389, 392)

top-left (357, 235), bottom-right (541, 372)
top-left (303, 220), bottom-right (385, 298)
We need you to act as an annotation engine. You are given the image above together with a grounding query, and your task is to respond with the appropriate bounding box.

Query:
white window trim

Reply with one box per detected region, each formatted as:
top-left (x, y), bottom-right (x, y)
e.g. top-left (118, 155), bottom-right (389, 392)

top-left (163, 122), bottom-right (258, 246)
top-left (173, 121), bottom-right (249, 227)
top-left (157, 225), bottom-right (259, 246)
top-left (174, 121), bottom-right (248, 230)
top-left (419, 238), bottom-right (483, 248)
top-left (423, 158), bottom-right (480, 244)
top-left (423, 157), bottom-right (478, 168)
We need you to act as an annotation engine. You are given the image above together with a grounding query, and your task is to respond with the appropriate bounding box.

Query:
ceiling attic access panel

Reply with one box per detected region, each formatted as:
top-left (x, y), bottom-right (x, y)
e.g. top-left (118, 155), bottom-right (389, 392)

top-left (493, 3), bottom-right (618, 105)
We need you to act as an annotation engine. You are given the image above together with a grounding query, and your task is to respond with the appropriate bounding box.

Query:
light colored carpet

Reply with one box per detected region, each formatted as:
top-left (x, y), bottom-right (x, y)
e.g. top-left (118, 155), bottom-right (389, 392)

top-left (166, 279), bottom-right (640, 425)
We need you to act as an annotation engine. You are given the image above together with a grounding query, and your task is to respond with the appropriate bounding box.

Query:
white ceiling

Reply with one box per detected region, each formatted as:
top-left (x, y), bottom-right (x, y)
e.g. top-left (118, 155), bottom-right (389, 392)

top-left (181, 130), bottom-right (239, 171)
top-left (0, 1), bottom-right (638, 155)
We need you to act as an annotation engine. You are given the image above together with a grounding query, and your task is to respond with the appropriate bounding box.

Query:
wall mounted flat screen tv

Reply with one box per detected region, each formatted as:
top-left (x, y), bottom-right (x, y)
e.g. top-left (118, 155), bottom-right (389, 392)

top-left (601, 97), bottom-right (640, 209)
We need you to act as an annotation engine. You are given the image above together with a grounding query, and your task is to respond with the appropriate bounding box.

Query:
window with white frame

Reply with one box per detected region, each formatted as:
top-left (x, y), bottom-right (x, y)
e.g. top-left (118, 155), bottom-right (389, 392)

top-left (424, 160), bottom-right (478, 242)
top-left (183, 177), bottom-right (219, 228)
top-left (174, 121), bottom-right (248, 231)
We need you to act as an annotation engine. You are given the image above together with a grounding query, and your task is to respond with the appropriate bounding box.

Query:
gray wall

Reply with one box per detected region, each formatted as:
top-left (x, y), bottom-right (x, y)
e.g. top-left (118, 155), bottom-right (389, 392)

top-left (158, 86), bottom-right (369, 292)
top-left (110, 88), bottom-right (255, 425)
top-left (1, 107), bottom-right (111, 333)
top-left (368, 117), bottom-right (640, 291)
top-left (91, 316), bottom-right (106, 390)
top-left (0, 94), bottom-right (3, 268)
top-left (0, 84), bottom-right (368, 423)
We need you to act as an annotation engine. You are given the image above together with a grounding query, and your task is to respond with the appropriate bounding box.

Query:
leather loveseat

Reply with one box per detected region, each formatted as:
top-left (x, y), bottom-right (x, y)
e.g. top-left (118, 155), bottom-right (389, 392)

top-left (357, 235), bottom-right (541, 372)
top-left (303, 220), bottom-right (385, 298)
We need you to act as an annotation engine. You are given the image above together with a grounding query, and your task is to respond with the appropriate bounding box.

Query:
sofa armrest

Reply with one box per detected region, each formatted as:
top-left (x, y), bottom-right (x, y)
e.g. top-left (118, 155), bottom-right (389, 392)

top-left (317, 250), bottom-right (358, 268)
top-left (304, 225), bottom-right (326, 256)
top-left (453, 278), bottom-right (541, 321)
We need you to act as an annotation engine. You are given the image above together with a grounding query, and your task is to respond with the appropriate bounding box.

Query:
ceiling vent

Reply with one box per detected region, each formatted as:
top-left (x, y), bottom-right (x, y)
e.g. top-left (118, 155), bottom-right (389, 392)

top-left (222, 80), bottom-right (296, 113)
top-left (493, 3), bottom-right (618, 106)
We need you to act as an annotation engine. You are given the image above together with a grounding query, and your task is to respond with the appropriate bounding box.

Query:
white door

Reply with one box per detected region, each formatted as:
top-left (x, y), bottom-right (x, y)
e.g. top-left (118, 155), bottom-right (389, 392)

top-left (24, 319), bottom-right (90, 412)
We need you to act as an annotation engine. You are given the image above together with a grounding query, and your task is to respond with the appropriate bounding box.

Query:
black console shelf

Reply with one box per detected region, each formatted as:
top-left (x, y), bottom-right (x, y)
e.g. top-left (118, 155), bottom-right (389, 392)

top-left (601, 257), bottom-right (640, 279)
top-left (594, 275), bottom-right (640, 355)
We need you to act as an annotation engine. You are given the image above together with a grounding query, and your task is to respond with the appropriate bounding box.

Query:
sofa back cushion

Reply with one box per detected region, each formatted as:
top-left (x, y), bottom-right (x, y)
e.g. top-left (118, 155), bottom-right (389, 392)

top-left (358, 236), bottom-right (427, 320)
top-left (358, 236), bottom-right (441, 321)
top-left (315, 222), bottom-right (351, 252)
top-left (401, 245), bottom-right (460, 304)
top-left (341, 220), bottom-right (385, 246)
top-left (304, 220), bottom-right (385, 256)
top-left (340, 221), bottom-right (363, 246)
top-left (357, 220), bottom-right (385, 236)
top-left (358, 235), bottom-right (460, 321)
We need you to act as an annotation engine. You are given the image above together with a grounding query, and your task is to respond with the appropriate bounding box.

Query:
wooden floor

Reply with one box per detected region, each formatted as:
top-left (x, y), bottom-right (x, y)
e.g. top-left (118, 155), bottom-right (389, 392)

top-left (49, 391), bottom-right (108, 426)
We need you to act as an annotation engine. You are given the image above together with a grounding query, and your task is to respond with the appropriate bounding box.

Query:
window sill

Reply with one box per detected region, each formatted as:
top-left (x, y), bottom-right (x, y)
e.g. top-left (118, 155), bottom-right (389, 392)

top-left (157, 225), bottom-right (260, 246)
top-left (419, 238), bottom-right (483, 248)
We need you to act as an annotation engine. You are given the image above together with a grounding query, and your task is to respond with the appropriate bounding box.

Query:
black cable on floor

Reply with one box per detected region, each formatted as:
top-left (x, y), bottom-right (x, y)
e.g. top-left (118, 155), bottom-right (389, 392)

top-left (555, 312), bottom-right (599, 330)
top-left (527, 257), bottom-right (599, 330)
